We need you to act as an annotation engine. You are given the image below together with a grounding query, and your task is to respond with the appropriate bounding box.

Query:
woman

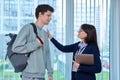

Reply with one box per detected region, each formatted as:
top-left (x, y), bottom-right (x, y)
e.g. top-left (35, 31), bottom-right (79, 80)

top-left (47, 24), bottom-right (102, 80)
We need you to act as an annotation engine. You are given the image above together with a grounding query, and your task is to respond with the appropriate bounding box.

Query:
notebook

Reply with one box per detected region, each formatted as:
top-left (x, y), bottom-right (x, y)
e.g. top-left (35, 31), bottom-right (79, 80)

top-left (75, 54), bottom-right (94, 65)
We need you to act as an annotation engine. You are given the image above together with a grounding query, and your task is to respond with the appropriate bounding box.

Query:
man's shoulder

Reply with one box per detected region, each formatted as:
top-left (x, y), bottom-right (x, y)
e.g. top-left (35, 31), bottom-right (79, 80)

top-left (24, 23), bottom-right (33, 28)
top-left (20, 23), bottom-right (33, 30)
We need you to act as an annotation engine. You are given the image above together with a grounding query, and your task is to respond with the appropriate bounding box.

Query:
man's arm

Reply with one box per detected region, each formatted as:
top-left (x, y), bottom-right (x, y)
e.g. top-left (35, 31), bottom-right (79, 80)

top-left (46, 41), bottom-right (53, 77)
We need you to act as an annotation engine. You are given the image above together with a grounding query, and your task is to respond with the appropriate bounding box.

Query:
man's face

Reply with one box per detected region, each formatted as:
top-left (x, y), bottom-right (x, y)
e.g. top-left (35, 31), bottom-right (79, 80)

top-left (39, 10), bottom-right (53, 25)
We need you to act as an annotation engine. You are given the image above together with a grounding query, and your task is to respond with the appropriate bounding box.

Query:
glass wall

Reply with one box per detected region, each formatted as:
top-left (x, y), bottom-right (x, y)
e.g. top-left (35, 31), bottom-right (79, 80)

top-left (0, 0), bottom-right (110, 80)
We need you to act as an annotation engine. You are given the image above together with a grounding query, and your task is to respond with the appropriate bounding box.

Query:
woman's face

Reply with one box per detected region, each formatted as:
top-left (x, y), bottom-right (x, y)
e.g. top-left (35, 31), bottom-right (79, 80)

top-left (77, 28), bottom-right (87, 41)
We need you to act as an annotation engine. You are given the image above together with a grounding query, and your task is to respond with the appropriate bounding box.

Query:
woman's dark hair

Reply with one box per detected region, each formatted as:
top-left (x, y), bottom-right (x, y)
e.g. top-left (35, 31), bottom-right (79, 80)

top-left (81, 24), bottom-right (99, 52)
top-left (35, 4), bottom-right (54, 19)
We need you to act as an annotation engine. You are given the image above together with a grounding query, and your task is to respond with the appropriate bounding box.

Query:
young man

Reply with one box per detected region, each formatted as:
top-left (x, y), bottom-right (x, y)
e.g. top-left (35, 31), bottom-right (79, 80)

top-left (12, 4), bottom-right (54, 80)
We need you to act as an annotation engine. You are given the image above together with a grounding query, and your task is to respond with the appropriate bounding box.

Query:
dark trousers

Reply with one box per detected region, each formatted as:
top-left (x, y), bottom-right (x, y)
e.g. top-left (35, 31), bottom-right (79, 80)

top-left (71, 71), bottom-right (76, 80)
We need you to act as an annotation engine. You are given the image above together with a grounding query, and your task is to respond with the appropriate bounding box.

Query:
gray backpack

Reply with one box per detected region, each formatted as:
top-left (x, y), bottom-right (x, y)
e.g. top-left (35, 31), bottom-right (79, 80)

top-left (5, 23), bottom-right (43, 72)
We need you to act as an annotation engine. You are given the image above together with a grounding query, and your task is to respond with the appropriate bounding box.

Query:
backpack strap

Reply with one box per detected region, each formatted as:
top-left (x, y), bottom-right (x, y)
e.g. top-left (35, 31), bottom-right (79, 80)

top-left (30, 23), bottom-right (44, 45)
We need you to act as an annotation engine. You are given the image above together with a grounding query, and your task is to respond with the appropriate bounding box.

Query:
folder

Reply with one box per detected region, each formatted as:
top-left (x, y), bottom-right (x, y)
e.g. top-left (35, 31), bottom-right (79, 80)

top-left (75, 54), bottom-right (94, 65)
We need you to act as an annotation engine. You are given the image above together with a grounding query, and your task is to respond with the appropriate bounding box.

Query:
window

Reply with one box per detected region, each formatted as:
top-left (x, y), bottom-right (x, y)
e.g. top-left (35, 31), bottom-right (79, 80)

top-left (20, 4), bottom-right (34, 17)
top-left (4, 3), bottom-right (17, 17)
top-left (0, 0), bottom-right (66, 80)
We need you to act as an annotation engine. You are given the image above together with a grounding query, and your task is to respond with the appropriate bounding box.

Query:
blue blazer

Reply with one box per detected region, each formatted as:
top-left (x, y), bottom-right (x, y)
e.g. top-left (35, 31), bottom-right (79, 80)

top-left (51, 38), bottom-right (102, 80)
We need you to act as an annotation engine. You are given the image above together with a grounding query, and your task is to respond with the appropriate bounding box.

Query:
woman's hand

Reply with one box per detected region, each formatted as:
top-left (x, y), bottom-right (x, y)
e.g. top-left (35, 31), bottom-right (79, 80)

top-left (73, 61), bottom-right (80, 69)
top-left (47, 30), bottom-right (53, 39)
